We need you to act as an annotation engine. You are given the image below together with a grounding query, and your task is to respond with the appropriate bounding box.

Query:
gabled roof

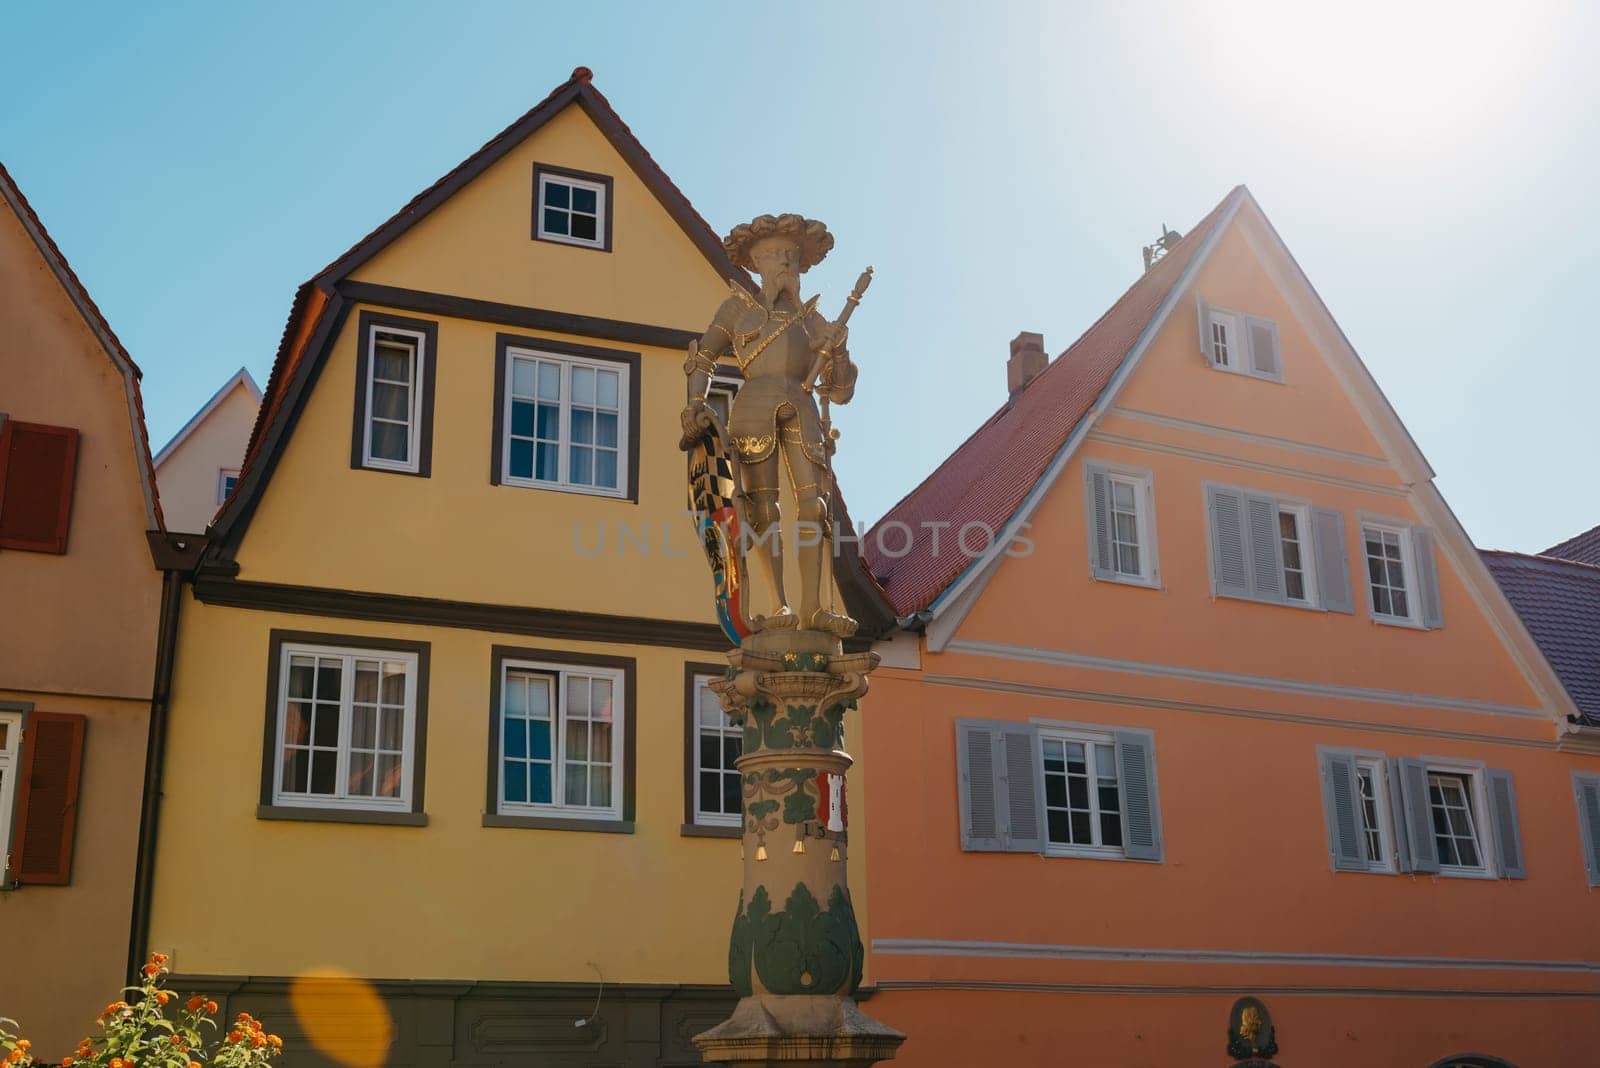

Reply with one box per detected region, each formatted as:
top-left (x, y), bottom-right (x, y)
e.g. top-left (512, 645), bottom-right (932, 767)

top-left (153, 367), bottom-right (261, 468)
top-left (1544, 523), bottom-right (1600, 567)
top-left (1482, 550), bottom-right (1600, 726)
top-left (863, 187), bottom-right (1242, 617)
top-left (214, 67), bottom-right (752, 554)
top-left (0, 160), bottom-right (165, 535)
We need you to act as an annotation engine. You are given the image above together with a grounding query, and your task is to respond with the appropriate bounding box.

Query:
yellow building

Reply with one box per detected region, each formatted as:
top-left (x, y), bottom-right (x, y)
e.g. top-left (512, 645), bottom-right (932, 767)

top-left (0, 162), bottom-right (177, 1056)
top-left (141, 68), bottom-right (888, 1063)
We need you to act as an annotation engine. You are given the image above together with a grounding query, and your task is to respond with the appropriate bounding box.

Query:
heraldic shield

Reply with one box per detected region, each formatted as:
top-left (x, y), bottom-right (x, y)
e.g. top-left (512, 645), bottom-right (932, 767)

top-left (686, 412), bottom-right (753, 644)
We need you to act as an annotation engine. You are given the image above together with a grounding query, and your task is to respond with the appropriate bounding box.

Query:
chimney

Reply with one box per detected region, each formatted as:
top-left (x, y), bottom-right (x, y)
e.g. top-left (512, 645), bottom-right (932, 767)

top-left (1007, 331), bottom-right (1047, 395)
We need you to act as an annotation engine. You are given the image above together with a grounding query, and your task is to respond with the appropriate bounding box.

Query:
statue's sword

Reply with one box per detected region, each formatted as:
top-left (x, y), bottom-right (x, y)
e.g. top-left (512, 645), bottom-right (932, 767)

top-left (802, 266), bottom-right (874, 460)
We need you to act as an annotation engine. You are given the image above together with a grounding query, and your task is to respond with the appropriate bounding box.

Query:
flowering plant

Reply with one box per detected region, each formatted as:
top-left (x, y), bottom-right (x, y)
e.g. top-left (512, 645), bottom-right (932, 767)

top-left (0, 955), bottom-right (282, 1068)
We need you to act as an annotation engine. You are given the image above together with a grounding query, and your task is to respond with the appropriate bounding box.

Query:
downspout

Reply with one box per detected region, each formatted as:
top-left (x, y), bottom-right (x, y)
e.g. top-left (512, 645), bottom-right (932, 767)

top-left (126, 566), bottom-right (184, 982)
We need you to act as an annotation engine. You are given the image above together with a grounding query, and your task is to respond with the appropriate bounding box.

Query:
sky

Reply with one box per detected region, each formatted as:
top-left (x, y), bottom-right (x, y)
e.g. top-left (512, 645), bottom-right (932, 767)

top-left (2, 0), bottom-right (1596, 552)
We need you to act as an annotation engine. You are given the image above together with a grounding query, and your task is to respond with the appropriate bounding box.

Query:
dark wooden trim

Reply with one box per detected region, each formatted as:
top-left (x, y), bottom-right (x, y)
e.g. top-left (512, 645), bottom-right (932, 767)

top-left (11, 710), bottom-right (87, 885)
top-left (260, 629), bottom-right (432, 816)
top-left (126, 570), bottom-right (183, 981)
top-left (0, 420), bottom-right (80, 554)
top-left (351, 311), bottom-right (439, 478)
top-left (487, 645), bottom-right (637, 823)
top-left (490, 333), bottom-right (641, 502)
top-left (832, 494), bottom-right (898, 640)
top-left (256, 805), bottom-right (428, 827)
top-left (682, 661), bottom-right (730, 828)
top-left (145, 530), bottom-right (208, 571)
top-left (197, 577), bottom-right (732, 652)
top-left (680, 822), bottom-right (740, 840)
top-left (340, 280), bottom-right (699, 351)
top-left (531, 162), bottom-right (614, 252)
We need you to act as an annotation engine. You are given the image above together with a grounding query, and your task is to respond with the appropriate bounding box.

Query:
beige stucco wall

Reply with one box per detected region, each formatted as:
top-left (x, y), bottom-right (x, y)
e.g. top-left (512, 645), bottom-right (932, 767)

top-left (155, 381), bottom-right (258, 533)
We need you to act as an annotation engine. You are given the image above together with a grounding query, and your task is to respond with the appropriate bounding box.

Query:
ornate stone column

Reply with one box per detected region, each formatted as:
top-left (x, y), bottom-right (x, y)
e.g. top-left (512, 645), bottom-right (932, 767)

top-left (693, 628), bottom-right (905, 1067)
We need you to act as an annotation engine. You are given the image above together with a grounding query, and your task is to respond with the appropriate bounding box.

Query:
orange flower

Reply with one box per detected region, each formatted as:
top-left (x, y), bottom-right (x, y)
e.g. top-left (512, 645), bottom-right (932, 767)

top-left (17, 1044), bottom-right (30, 1053)
top-left (204, 1003), bottom-right (217, 1015)
top-left (60, 1059), bottom-right (73, 1067)
top-left (227, 1032), bottom-right (242, 1045)
top-left (142, 964), bottom-right (160, 978)
top-left (186, 997), bottom-right (204, 1012)
top-left (266, 1036), bottom-right (281, 1049)
top-left (189, 1063), bottom-right (201, 1068)
top-left (236, 1013), bottom-right (250, 1023)
top-left (252, 1036), bottom-right (266, 1049)
top-left (169, 1037), bottom-right (182, 1047)
top-left (156, 993), bottom-right (170, 1006)
top-left (110, 1059), bottom-right (124, 1068)
top-left (151, 953), bottom-right (168, 965)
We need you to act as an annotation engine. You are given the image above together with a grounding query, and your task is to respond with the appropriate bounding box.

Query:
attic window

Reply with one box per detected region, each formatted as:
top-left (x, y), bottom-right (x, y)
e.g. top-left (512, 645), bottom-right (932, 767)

top-left (533, 165), bottom-right (612, 251)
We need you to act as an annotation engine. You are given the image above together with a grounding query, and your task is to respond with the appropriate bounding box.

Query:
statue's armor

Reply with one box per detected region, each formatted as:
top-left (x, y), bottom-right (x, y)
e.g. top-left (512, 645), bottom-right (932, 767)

top-left (715, 287), bottom-right (837, 466)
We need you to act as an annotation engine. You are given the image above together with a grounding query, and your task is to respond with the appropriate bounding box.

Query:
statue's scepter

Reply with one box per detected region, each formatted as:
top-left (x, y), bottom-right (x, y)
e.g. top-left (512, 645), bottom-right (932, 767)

top-left (802, 266), bottom-right (874, 463)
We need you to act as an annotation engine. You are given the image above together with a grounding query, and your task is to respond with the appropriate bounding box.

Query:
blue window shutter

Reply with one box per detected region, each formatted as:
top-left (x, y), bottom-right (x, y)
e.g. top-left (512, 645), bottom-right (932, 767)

top-left (1244, 493), bottom-right (1284, 602)
top-left (1395, 757), bottom-right (1440, 874)
top-left (956, 721), bottom-right (1004, 851)
top-left (1386, 758), bottom-right (1413, 873)
top-left (998, 725), bottom-right (1043, 854)
top-left (1311, 508), bottom-right (1353, 613)
top-left (1319, 751), bottom-right (1367, 872)
top-left (1115, 730), bottom-right (1163, 861)
top-left (1412, 527), bottom-right (1444, 629)
top-left (1207, 485), bottom-right (1250, 599)
top-left (1486, 768), bottom-right (1525, 879)
top-left (1086, 467), bottom-right (1114, 579)
top-left (1575, 775), bottom-right (1600, 888)
top-left (1196, 294), bottom-right (1213, 362)
top-left (1246, 316), bottom-right (1282, 379)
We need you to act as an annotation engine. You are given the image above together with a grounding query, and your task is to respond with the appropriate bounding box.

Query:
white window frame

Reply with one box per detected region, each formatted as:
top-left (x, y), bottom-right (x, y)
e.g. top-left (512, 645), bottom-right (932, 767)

top-left (497, 658), bottom-right (625, 822)
top-left (1038, 726), bottom-right (1127, 859)
top-left (271, 642), bottom-right (420, 813)
top-left (1277, 501), bottom-right (1319, 607)
top-left (1362, 520), bottom-right (1420, 626)
top-left (216, 467), bottom-right (240, 505)
top-left (500, 348), bottom-right (630, 499)
top-left (1353, 756), bottom-right (1395, 874)
top-left (361, 325), bottom-right (426, 474)
top-left (1089, 463), bottom-right (1160, 588)
top-left (691, 674), bottom-right (742, 828)
top-left (0, 710), bottom-right (22, 883)
top-left (1204, 303), bottom-right (1282, 382)
top-left (536, 173), bottom-right (608, 250)
top-left (1424, 761), bottom-right (1494, 877)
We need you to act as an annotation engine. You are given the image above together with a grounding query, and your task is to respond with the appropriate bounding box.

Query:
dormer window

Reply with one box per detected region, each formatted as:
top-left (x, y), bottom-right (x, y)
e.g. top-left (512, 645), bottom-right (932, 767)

top-left (533, 165), bottom-right (612, 251)
top-left (1196, 296), bottom-right (1282, 381)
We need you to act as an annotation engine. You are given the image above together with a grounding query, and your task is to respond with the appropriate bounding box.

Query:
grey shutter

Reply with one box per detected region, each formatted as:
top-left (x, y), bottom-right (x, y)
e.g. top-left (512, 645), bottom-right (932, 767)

top-left (1575, 776), bottom-right (1600, 887)
top-left (1244, 493), bottom-right (1285, 602)
top-left (1386, 759), bottom-right (1413, 873)
top-left (1412, 527), bottom-right (1444, 629)
top-left (999, 725), bottom-right (1044, 853)
top-left (1115, 730), bottom-right (1163, 861)
top-left (1207, 485), bottom-right (1250, 599)
top-left (1485, 768), bottom-right (1525, 879)
top-left (1319, 751), bottom-right (1367, 871)
top-left (1196, 294), bottom-right (1213, 363)
top-left (956, 722), bottom-right (1003, 851)
top-left (1247, 317), bottom-right (1281, 378)
top-left (1086, 468), bottom-right (1114, 579)
top-left (1311, 508), bottom-right (1353, 613)
top-left (1395, 757), bottom-right (1440, 874)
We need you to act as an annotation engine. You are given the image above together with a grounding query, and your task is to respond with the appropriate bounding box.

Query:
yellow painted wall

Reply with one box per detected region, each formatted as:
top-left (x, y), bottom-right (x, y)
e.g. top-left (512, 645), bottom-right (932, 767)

top-left (155, 380), bottom-right (258, 533)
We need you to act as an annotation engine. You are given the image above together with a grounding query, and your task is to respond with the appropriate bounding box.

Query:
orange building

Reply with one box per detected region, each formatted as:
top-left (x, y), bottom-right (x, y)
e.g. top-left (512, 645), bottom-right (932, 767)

top-left (854, 187), bottom-right (1600, 1067)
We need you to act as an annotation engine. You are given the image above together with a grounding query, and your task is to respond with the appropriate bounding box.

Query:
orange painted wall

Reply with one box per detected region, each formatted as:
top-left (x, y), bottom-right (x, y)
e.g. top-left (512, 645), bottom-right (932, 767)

top-left (858, 210), bottom-right (1600, 1066)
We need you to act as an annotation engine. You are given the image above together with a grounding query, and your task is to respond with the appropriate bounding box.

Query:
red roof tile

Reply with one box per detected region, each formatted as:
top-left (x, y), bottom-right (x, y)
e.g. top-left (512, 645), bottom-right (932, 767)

top-left (862, 188), bottom-right (1242, 616)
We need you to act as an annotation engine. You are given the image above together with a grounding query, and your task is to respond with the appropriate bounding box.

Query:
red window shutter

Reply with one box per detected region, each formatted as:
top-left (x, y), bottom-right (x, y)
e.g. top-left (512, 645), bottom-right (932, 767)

top-left (12, 711), bottom-right (87, 885)
top-left (0, 420), bottom-right (80, 553)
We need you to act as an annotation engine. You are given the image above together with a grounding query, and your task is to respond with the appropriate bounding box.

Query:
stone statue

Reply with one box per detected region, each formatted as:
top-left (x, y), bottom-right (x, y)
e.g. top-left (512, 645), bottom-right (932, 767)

top-left (680, 213), bottom-right (866, 638)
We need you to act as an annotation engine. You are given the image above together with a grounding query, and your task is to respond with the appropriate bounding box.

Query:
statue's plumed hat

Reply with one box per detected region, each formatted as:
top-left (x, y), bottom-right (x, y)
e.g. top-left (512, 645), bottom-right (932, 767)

top-left (723, 213), bottom-right (834, 273)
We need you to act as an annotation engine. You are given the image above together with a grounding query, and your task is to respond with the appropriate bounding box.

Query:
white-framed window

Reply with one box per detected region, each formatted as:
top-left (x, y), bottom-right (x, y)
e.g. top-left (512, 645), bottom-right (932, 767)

top-left (1428, 769), bottom-right (1488, 874)
top-left (1363, 522), bottom-right (1416, 623)
top-left (1199, 297), bottom-right (1282, 380)
top-left (272, 643), bottom-right (420, 812)
top-left (706, 376), bottom-right (739, 428)
top-left (1354, 757), bottom-right (1395, 873)
top-left (498, 659), bottom-right (624, 821)
top-left (217, 468), bottom-right (240, 505)
top-left (1208, 308), bottom-right (1240, 369)
top-left (0, 710), bottom-right (21, 882)
top-left (536, 171), bottom-right (608, 249)
top-left (1086, 463), bottom-right (1159, 587)
top-left (1277, 502), bottom-right (1316, 605)
top-left (501, 349), bottom-right (629, 497)
top-left (692, 674), bottom-right (742, 827)
top-left (361, 325), bottom-right (426, 472)
top-left (1040, 728), bottom-right (1125, 857)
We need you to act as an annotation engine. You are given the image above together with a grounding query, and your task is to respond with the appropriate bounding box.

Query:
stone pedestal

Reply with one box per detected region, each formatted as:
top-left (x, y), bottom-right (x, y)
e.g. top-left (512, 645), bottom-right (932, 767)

top-left (694, 628), bottom-right (905, 1067)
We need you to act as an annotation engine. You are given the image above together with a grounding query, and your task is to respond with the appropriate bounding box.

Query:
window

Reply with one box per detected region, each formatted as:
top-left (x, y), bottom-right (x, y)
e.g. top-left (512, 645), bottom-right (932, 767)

top-left (690, 672), bottom-right (742, 829)
top-left (1354, 759), bottom-right (1392, 871)
top-left (1197, 296), bottom-right (1282, 380)
top-left (1277, 504), bottom-right (1314, 604)
top-left (1085, 463), bottom-right (1158, 587)
top-left (1364, 524), bottom-right (1412, 621)
top-left (1360, 518), bottom-right (1444, 628)
top-left (352, 312), bottom-right (437, 477)
top-left (1575, 772), bottom-right (1600, 888)
top-left (0, 420), bottom-right (79, 553)
top-left (1428, 772), bottom-right (1485, 872)
top-left (0, 710), bottom-right (21, 883)
top-left (1041, 730), bottom-right (1123, 855)
top-left (494, 339), bottom-right (636, 499)
top-left (533, 165), bottom-right (612, 251)
top-left (261, 631), bottom-right (429, 824)
top-left (1319, 747), bottom-right (1397, 874)
top-left (489, 649), bottom-right (633, 828)
top-left (1207, 485), bottom-right (1349, 611)
top-left (217, 468), bottom-right (239, 505)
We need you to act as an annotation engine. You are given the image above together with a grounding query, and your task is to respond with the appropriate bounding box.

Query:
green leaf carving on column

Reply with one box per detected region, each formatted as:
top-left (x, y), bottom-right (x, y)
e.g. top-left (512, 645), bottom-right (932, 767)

top-left (728, 886), bottom-right (767, 997)
top-left (745, 698), bottom-right (777, 751)
top-left (748, 882), bottom-right (863, 996)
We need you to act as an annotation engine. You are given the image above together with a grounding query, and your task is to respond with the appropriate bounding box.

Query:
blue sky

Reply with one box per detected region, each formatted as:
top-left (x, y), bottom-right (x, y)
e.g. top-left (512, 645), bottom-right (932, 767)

top-left (3, 1), bottom-right (1595, 550)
